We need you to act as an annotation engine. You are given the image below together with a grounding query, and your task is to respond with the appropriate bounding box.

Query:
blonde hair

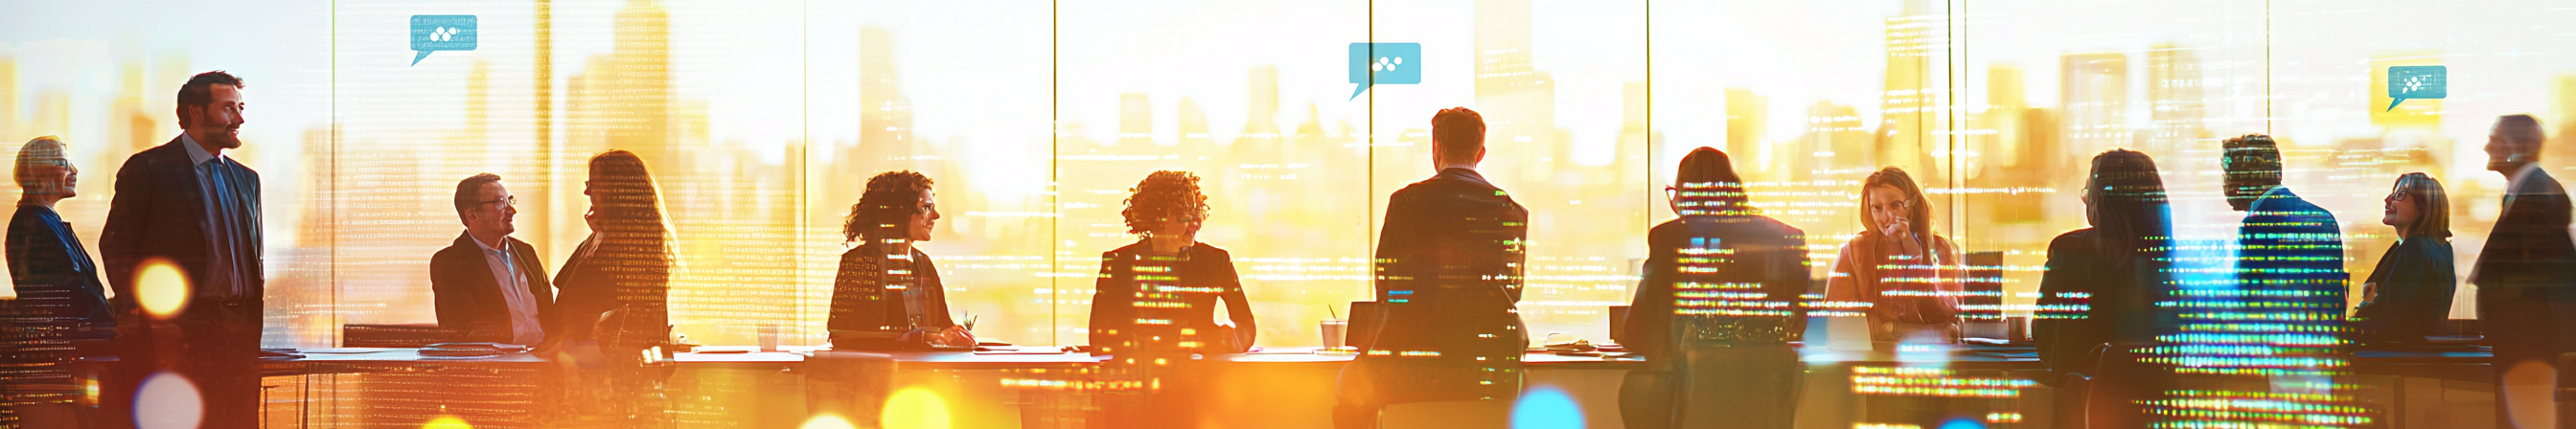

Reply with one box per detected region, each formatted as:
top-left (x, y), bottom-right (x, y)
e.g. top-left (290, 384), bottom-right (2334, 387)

top-left (14, 136), bottom-right (68, 192)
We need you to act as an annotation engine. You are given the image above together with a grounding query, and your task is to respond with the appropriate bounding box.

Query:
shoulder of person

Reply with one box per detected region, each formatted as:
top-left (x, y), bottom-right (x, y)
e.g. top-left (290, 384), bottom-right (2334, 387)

top-left (1191, 242), bottom-right (1232, 259)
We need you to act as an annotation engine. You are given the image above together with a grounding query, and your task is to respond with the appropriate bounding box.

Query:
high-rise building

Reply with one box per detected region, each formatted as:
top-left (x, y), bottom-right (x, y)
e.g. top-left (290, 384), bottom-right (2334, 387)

top-left (2061, 53), bottom-right (2130, 158)
top-left (2146, 43), bottom-right (2209, 156)
top-left (1725, 87), bottom-right (1768, 175)
top-left (1880, 0), bottom-right (1942, 178)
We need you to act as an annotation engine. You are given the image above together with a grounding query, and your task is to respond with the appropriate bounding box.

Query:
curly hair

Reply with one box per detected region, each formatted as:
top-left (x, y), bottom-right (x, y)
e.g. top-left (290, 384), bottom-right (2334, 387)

top-left (1121, 170), bottom-right (1208, 237)
top-left (845, 170), bottom-right (934, 244)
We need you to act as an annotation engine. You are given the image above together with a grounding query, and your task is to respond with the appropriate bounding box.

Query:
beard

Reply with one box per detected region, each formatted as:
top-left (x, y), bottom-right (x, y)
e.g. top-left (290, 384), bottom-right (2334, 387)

top-left (211, 124), bottom-right (244, 148)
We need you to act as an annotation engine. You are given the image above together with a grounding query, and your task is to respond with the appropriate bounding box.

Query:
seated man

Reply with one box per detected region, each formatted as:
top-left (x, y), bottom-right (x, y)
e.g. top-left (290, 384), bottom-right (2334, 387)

top-left (430, 173), bottom-right (554, 346)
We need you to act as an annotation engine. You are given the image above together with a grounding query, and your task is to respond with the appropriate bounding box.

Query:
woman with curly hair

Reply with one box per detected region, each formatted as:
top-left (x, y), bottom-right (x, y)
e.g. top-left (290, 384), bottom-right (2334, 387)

top-left (827, 170), bottom-right (972, 350)
top-left (1087, 169), bottom-right (1254, 428)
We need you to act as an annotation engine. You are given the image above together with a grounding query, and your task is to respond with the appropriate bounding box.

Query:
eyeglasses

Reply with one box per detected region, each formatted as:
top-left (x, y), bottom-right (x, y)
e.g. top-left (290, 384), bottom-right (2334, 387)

top-left (481, 195), bottom-right (517, 208)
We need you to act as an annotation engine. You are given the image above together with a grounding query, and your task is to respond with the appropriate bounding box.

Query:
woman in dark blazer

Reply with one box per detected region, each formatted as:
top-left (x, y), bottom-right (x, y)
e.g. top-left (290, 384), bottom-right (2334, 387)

top-left (553, 149), bottom-right (674, 348)
top-left (2351, 172), bottom-right (2457, 344)
top-left (6, 136), bottom-right (112, 334)
top-left (2034, 149), bottom-right (2175, 385)
top-left (1088, 170), bottom-right (1255, 429)
top-left (2, 136), bottom-right (109, 429)
top-left (827, 170), bottom-right (971, 350)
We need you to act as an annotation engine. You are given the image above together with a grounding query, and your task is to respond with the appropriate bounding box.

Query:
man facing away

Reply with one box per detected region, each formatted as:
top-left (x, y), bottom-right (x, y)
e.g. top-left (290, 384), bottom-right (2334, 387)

top-left (101, 70), bottom-right (266, 428)
top-left (1334, 106), bottom-right (1531, 429)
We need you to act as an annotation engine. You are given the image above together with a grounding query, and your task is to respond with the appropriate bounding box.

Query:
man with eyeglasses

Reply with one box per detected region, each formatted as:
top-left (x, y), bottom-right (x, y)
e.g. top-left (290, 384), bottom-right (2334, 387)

top-left (430, 173), bottom-right (556, 346)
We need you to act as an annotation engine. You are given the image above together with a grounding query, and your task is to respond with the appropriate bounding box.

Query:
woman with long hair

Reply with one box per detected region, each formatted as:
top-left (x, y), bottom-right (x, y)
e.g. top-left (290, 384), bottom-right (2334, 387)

top-left (827, 170), bottom-right (971, 350)
top-left (549, 149), bottom-right (677, 425)
top-left (2034, 149), bottom-right (2176, 385)
top-left (1824, 167), bottom-right (1964, 347)
top-left (2350, 172), bottom-right (2456, 344)
top-left (554, 149), bottom-right (675, 347)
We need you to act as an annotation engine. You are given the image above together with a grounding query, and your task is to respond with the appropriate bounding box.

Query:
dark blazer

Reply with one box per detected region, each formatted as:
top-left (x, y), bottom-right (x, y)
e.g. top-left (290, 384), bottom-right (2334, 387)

top-left (1089, 240), bottom-right (1257, 354)
top-left (100, 138), bottom-right (264, 319)
top-left (2472, 168), bottom-right (2576, 292)
top-left (8, 204), bottom-right (113, 332)
top-left (1622, 214), bottom-right (1808, 362)
top-left (1355, 168), bottom-right (1530, 402)
top-left (827, 245), bottom-right (954, 350)
top-left (551, 235), bottom-right (671, 348)
top-left (430, 232), bottom-right (557, 344)
top-left (2351, 237), bottom-right (2456, 343)
top-left (2236, 187), bottom-right (2346, 340)
top-left (2033, 229), bottom-right (2174, 382)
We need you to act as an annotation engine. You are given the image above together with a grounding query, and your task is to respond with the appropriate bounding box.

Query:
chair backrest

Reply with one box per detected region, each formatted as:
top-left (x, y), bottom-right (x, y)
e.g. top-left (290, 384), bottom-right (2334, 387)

top-left (1348, 301), bottom-right (1383, 350)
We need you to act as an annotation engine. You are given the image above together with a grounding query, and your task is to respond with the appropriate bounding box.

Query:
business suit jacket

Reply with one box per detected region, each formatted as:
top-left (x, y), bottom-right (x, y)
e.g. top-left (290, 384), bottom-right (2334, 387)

top-left (1623, 214), bottom-right (1809, 362)
top-left (8, 204), bottom-right (114, 333)
top-left (1355, 168), bottom-right (1530, 402)
top-left (2352, 237), bottom-right (2456, 343)
top-left (827, 245), bottom-right (954, 350)
top-left (97, 137), bottom-right (264, 428)
top-left (101, 138), bottom-right (264, 321)
top-left (430, 232), bottom-right (557, 344)
top-left (2033, 228), bottom-right (2174, 383)
top-left (2473, 168), bottom-right (2576, 292)
top-left (551, 235), bottom-right (672, 348)
top-left (2236, 187), bottom-right (2345, 352)
top-left (1089, 240), bottom-right (1258, 355)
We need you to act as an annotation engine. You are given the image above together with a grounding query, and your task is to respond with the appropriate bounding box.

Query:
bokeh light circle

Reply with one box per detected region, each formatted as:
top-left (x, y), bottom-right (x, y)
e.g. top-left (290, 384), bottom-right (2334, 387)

top-left (132, 372), bottom-right (202, 429)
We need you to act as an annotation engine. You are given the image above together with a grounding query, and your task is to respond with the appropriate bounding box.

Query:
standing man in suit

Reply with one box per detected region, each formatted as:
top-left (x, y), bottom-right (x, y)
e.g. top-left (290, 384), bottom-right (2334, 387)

top-left (1334, 107), bottom-right (1530, 429)
top-left (2473, 114), bottom-right (2576, 429)
top-left (100, 70), bottom-right (265, 428)
top-left (431, 173), bottom-right (554, 346)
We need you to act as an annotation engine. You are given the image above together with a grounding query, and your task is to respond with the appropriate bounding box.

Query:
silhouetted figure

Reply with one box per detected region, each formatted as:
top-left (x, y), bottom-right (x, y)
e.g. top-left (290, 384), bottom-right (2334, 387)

top-left (1335, 107), bottom-right (1530, 429)
top-left (429, 173), bottom-right (555, 346)
top-left (1618, 147), bottom-right (1809, 429)
top-left (553, 149), bottom-right (676, 426)
top-left (2, 136), bottom-right (110, 427)
top-left (2351, 172), bottom-right (2455, 345)
top-left (100, 71), bottom-right (265, 428)
top-left (2471, 115), bottom-right (2576, 429)
top-left (1089, 170), bottom-right (1256, 429)
top-left (9, 136), bottom-right (113, 334)
top-left (1824, 167), bottom-right (1963, 348)
top-left (827, 170), bottom-right (971, 350)
top-left (2033, 149), bottom-right (2174, 386)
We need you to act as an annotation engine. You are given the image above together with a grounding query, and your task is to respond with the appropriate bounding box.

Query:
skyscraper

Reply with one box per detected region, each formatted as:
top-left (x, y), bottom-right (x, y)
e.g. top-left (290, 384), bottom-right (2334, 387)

top-left (1725, 87), bottom-right (1768, 176)
top-left (2061, 53), bottom-right (2130, 158)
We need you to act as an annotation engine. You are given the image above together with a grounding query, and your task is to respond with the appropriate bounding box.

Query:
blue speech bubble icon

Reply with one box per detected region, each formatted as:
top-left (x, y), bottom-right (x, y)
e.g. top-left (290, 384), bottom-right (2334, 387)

top-left (1349, 42), bottom-right (1422, 101)
top-left (2386, 65), bottom-right (2446, 112)
top-left (410, 15), bottom-right (478, 66)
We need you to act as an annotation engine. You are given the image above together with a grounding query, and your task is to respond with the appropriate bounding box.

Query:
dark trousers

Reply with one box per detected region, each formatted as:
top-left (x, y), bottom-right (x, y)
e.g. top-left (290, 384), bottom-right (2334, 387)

top-left (1619, 344), bottom-right (1802, 429)
top-left (114, 307), bottom-right (262, 429)
top-left (2482, 287), bottom-right (2570, 429)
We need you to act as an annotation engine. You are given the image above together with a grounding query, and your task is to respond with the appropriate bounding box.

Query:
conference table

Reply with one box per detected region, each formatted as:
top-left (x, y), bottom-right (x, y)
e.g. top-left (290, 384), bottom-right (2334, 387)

top-left (248, 342), bottom-right (2492, 429)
